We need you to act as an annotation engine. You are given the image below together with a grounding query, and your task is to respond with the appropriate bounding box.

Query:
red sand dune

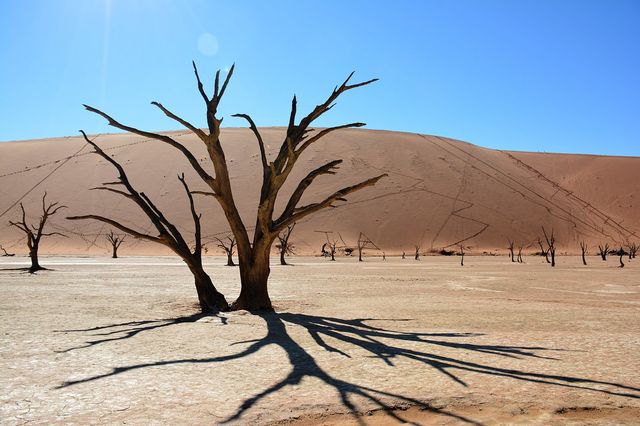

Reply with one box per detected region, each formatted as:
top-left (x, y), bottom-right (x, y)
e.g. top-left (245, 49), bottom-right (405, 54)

top-left (0, 128), bottom-right (638, 256)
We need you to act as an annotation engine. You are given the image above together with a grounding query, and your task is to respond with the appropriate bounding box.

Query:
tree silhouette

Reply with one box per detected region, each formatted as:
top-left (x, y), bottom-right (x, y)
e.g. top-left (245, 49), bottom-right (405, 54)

top-left (105, 230), bottom-right (125, 259)
top-left (9, 193), bottom-right (66, 273)
top-left (82, 63), bottom-right (386, 311)
top-left (275, 223), bottom-right (296, 266)
top-left (68, 132), bottom-right (228, 312)
top-left (215, 236), bottom-right (237, 267)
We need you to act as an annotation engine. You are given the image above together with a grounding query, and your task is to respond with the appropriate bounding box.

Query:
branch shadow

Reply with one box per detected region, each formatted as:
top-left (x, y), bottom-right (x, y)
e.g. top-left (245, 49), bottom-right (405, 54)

top-left (55, 312), bottom-right (640, 425)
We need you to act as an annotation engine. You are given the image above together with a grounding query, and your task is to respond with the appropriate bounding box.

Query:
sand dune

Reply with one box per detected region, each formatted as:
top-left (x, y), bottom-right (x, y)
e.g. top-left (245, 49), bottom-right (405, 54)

top-left (0, 128), bottom-right (638, 256)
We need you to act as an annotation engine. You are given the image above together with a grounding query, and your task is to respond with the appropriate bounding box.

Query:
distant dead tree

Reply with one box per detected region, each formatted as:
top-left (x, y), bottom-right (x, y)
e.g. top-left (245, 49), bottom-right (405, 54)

top-left (214, 236), bottom-right (237, 267)
top-left (517, 245), bottom-right (524, 263)
top-left (626, 242), bottom-right (638, 260)
top-left (542, 227), bottom-right (556, 267)
top-left (356, 232), bottom-right (380, 262)
top-left (414, 245), bottom-right (421, 261)
top-left (9, 193), bottom-right (66, 273)
top-left (579, 241), bottom-right (588, 266)
top-left (459, 244), bottom-right (465, 266)
top-left (68, 132), bottom-right (228, 312)
top-left (382, 252), bottom-right (386, 261)
top-left (618, 248), bottom-right (625, 268)
top-left (536, 237), bottom-right (550, 263)
top-left (105, 230), bottom-right (126, 259)
top-left (327, 240), bottom-right (338, 261)
top-left (507, 239), bottom-right (515, 262)
top-left (597, 243), bottom-right (610, 261)
top-left (84, 64), bottom-right (385, 310)
top-left (0, 245), bottom-right (15, 257)
top-left (401, 250), bottom-right (405, 260)
top-left (276, 222), bottom-right (296, 266)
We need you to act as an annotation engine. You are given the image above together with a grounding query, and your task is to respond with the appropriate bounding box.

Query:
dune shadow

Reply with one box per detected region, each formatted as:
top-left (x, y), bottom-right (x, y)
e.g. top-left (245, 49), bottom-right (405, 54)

top-left (55, 312), bottom-right (640, 425)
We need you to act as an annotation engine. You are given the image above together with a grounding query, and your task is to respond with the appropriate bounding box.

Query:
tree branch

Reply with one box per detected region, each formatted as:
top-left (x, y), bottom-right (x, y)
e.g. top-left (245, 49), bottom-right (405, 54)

top-left (151, 101), bottom-right (208, 142)
top-left (274, 173), bottom-right (387, 231)
top-left (67, 214), bottom-right (163, 243)
top-left (232, 113), bottom-right (268, 171)
top-left (82, 105), bottom-right (216, 186)
top-left (279, 160), bottom-right (342, 220)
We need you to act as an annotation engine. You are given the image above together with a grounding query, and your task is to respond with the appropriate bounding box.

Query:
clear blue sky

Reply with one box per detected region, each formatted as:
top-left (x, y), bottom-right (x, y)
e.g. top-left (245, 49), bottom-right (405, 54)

top-left (1, 0), bottom-right (639, 156)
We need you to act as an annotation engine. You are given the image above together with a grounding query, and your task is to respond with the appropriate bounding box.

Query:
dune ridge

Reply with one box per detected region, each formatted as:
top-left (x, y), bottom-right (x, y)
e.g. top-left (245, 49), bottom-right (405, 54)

top-left (0, 128), bottom-right (638, 256)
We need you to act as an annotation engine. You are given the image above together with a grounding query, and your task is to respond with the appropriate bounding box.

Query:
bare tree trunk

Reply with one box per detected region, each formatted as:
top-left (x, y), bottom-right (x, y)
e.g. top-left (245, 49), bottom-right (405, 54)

top-left (358, 247), bottom-right (363, 262)
top-left (226, 251), bottom-right (235, 267)
top-left (188, 263), bottom-right (230, 312)
top-left (460, 252), bottom-right (464, 266)
top-left (619, 252), bottom-right (625, 268)
top-left (232, 250), bottom-right (272, 311)
top-left (29, 241), bottom-right (43, 273)
top-left (508, 240), bottom-right (515, 262)
top-left (401, 251), bottom-right (405, 259)
top-left (280, 249), bottom-right (286, 266)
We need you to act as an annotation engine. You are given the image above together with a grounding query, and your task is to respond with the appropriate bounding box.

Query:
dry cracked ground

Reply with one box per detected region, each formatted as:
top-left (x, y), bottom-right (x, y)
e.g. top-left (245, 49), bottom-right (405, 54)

top-left (1, 255), bottom-right (639, 425)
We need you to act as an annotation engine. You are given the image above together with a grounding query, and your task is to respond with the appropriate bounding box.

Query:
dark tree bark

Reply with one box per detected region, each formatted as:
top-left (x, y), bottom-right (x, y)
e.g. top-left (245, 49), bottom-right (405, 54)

top-left (215, 236), bottom-right (237, 266)
top-left (401, 251), bottom-right (405, 260)
top-left (598, 243), bottom-right (610, 261)
top-left (356, 232), bottom-right (379, 262)
top-left (626, 242), bottom-right (637, 260)
top-left (459, 244), bottom-right (465, 266)
top-left (9, 193), bottom-right (66, 273)
top-left (414, 246), bottom-right (420, 261)
top-left (542, 227), bottom-right (556, 267)
top-left (507, 240), bottom-right (515, 262)
top-left (106, 230), bottom-right (125, 258)
top-left (68, 132), bottom-right (228, 313)
top-left (84, 65), bottom-right (385, 311)
top-left (619, 249), bottom-right (625, 268)
top-left (536, 237), bottom-right (550, 263)
top-left (580, 241), bottom-right (588, 266)
top-left (276, 222), bottom-right (296, 266)
top-left (517, 245), bottom-right (523, 263)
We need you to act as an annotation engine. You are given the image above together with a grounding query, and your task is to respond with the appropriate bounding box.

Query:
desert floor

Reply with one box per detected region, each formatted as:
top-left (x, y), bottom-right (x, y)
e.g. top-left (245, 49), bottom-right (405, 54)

top-left (1, 255), bottom-right (639, 425)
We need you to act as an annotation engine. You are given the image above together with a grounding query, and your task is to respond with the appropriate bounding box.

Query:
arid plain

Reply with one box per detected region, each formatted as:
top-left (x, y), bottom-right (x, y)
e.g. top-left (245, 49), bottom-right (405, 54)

top-left (1, 129), bottom-right (639, 424)
top-left (1, 255), bottom-right (639, 424)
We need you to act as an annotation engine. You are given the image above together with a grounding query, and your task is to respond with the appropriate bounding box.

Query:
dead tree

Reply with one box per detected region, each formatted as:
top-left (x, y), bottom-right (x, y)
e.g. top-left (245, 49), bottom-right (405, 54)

top-left (507, 239), bottom-right (515, 262)
top-left (459, 244), bottom-right (465, 266)
top-left (626, 242), bottom-right (638, 260)
top-left (9, 193), bottom-right (66, 273)
top-left (580, 241), bottom-right (588, 266)
top-left (276, 222), bottom-right (296, 266)
top-left (0, 245), bottom-right (15, 257)
top-left (619, 248), bottom-right (625, 268)
top-left (542, 227), bottom-right (556, 267)
top-left (105, 230), bottom-right (125, 258)
top-left (536, 237), bottom-right (550, 263)
top-left (327, 240), bottom-right (338, 261)
top-left (414, 245), bottom-right (420, 261)
top-left (382, 252), bottom-right (386, 261)
top-left (356, 232), bottom-right (380, 262)
top-left (597, 243), bottom-right (610, 261)
top-left (68, 132), bottom-right (228, 313)
top-left (401, 250), bottom-right (405, 260)
top-left (84, 64), bottom-right (385, 311)
top-left (517, 245), bottom-right (524, 263)
top-left (215, 236), bottom-right (237, 266)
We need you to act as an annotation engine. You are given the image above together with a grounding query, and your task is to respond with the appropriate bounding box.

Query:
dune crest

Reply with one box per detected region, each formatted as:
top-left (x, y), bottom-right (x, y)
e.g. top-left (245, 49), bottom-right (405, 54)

top-left (1, 128), bottom-right (638, 256)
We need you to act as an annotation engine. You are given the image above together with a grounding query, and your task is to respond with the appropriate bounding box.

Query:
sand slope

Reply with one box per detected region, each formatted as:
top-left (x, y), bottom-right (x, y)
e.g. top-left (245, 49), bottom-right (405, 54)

top-left (0, 128), bottom-right (638, 255)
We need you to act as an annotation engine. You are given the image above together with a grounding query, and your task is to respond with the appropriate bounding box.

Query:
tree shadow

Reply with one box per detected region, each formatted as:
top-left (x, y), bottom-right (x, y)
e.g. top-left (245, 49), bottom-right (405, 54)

top-left (55, 312), bottom-right (640, 425)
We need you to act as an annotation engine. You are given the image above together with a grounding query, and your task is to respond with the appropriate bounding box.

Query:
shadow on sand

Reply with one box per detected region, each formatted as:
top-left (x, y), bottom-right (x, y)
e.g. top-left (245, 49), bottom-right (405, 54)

top-left (55, 312), bottom-right (640, 425)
